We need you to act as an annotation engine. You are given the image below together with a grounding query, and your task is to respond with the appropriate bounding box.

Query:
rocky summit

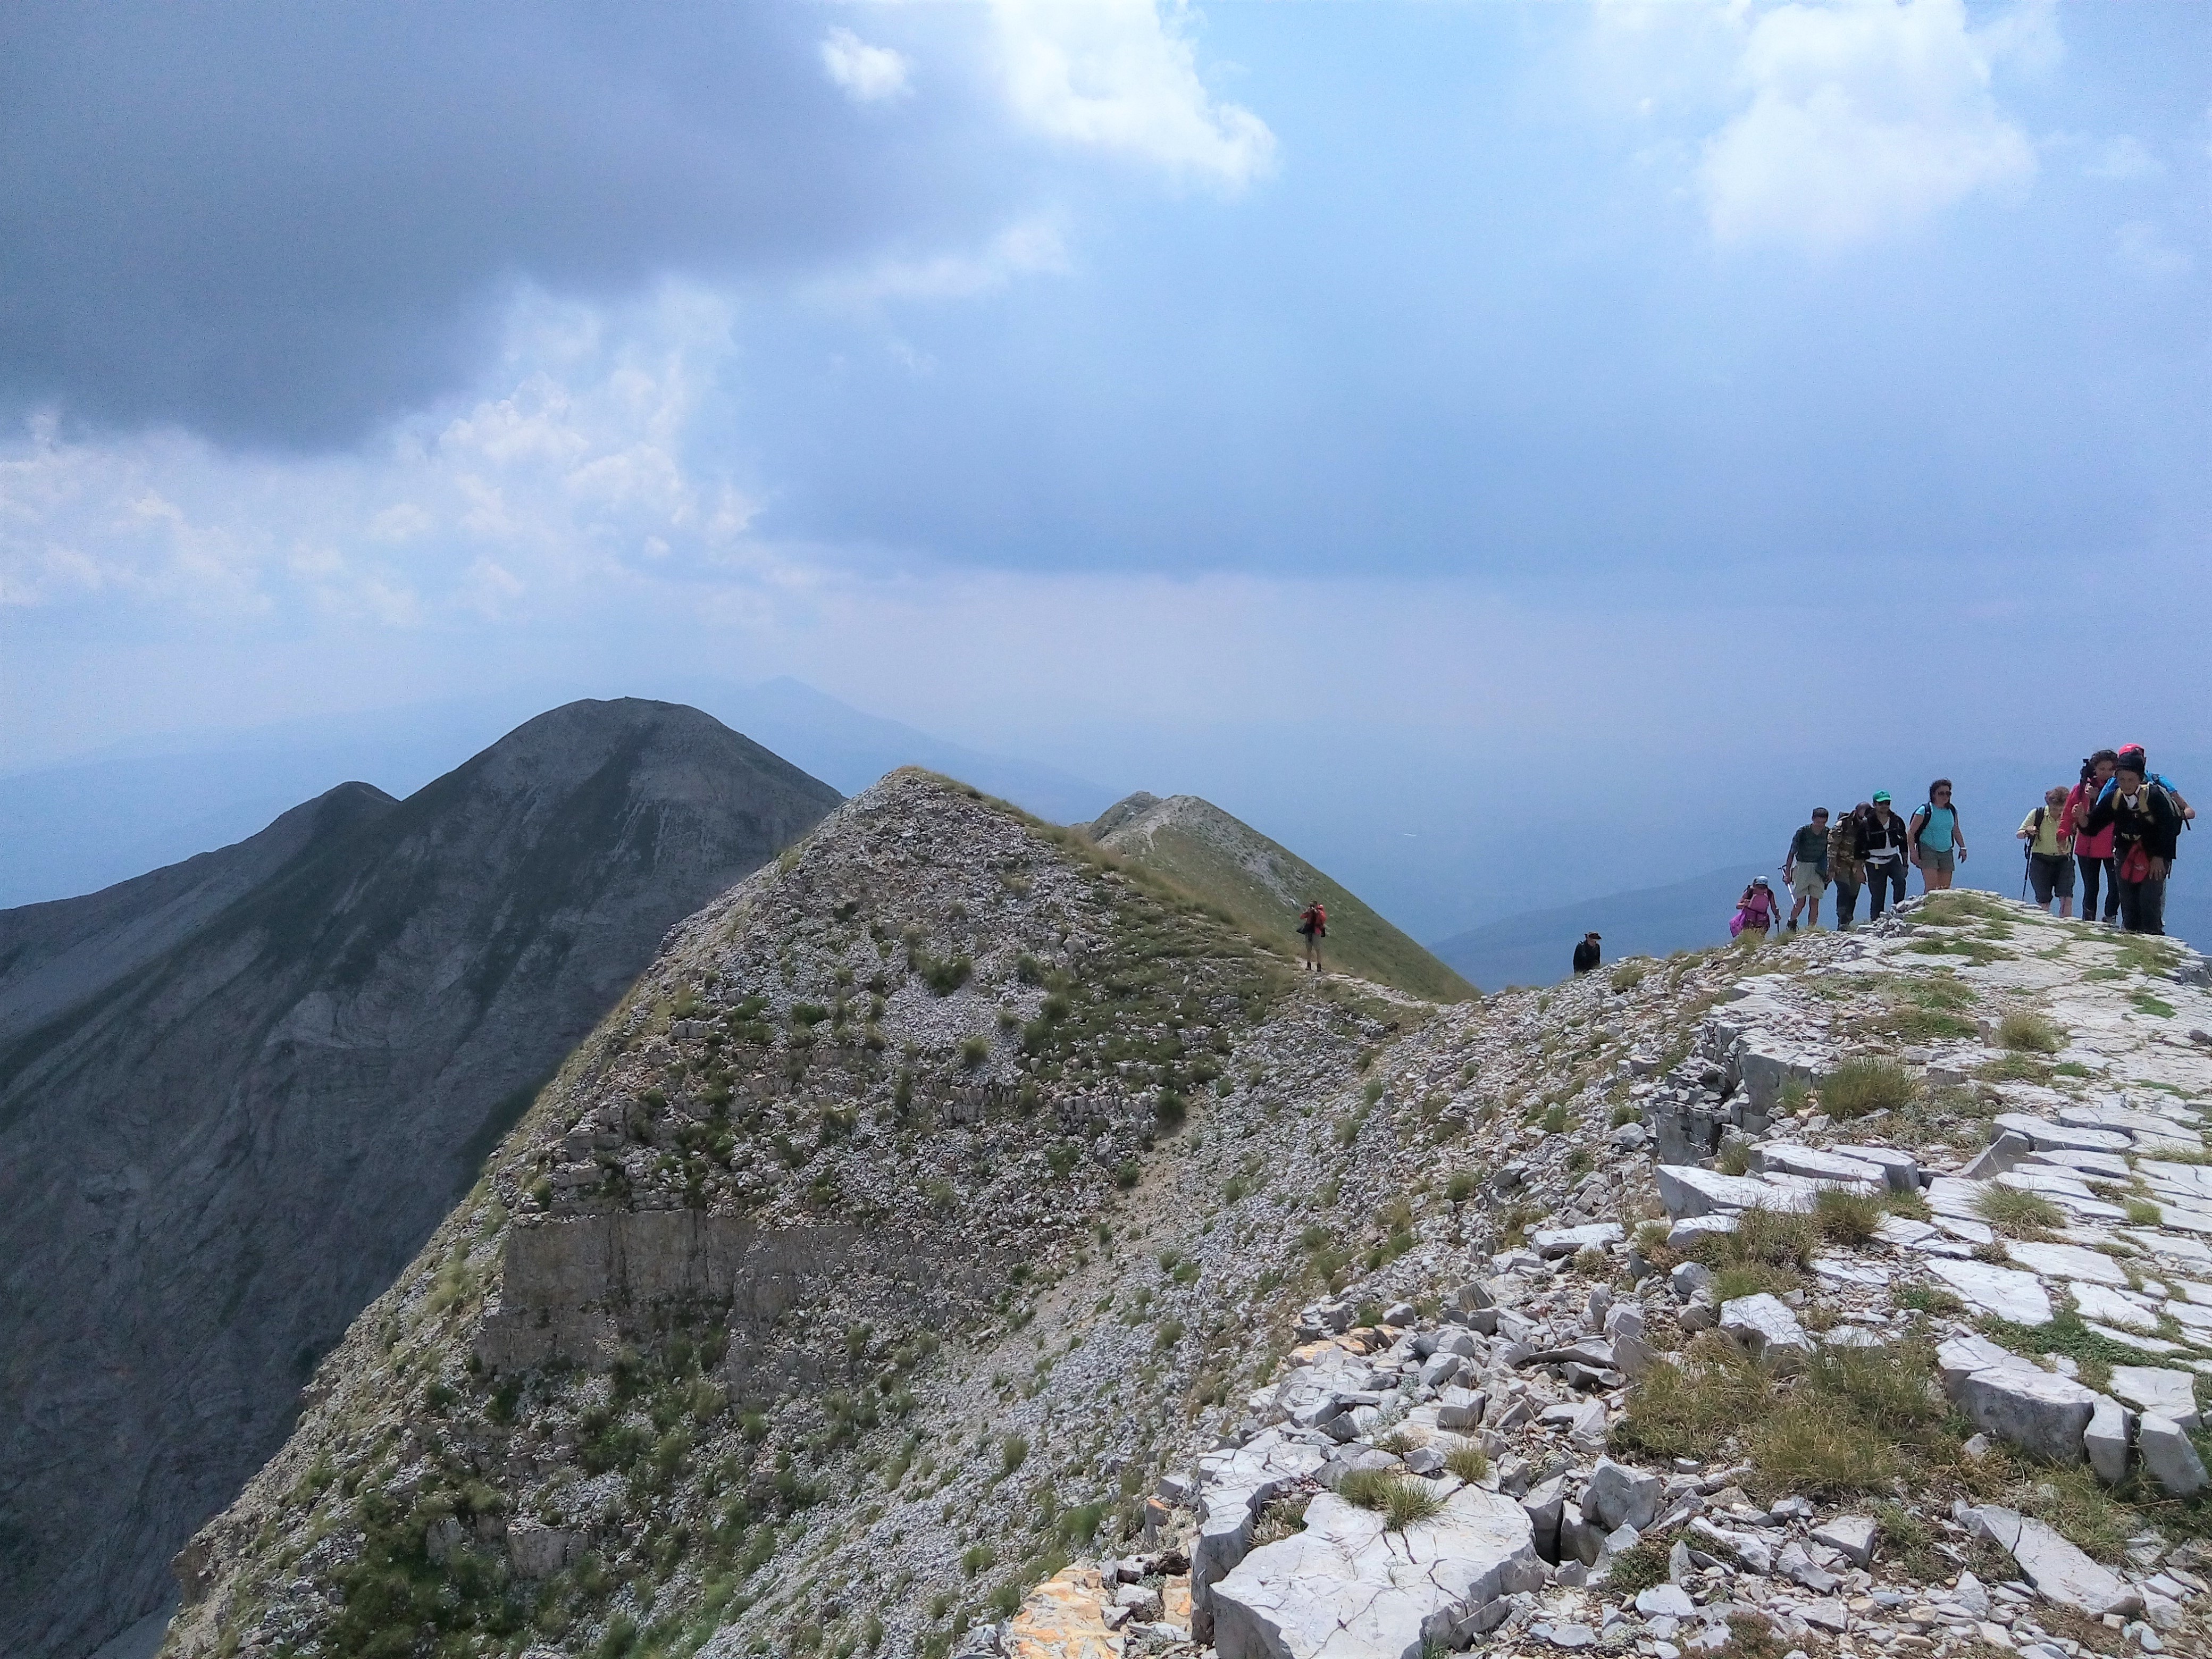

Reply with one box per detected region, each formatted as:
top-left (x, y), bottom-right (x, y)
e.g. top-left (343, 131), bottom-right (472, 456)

top-left (157, 799), bottom-right (2212, 1659)
top-left (0, 698), bottom-right (839, 1659)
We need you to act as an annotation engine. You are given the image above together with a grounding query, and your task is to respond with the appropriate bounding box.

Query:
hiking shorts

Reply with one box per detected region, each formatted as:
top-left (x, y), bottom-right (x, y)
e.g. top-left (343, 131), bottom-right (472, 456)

top-left (1790, 865), bottom-right (1826, 899)
top-left (1921, 849), bottom-right (1955, 878)
top-left (2029, 852), bottom-right (2075, 905)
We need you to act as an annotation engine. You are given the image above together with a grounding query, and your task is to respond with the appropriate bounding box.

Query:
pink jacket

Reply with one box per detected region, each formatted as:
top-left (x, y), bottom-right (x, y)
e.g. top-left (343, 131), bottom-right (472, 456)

top-left (2063, 782), bottom-right (2114, 859)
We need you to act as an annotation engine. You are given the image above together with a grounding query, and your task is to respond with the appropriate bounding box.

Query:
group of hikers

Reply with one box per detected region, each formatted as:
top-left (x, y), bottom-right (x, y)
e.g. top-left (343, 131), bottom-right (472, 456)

top-left (1736, 744), bottom-right (2192, 942)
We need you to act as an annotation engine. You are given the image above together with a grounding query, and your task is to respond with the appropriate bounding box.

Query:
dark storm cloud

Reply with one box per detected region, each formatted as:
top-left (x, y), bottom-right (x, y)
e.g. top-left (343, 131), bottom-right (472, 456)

top-left (0, 2), bottom-right (998, 446)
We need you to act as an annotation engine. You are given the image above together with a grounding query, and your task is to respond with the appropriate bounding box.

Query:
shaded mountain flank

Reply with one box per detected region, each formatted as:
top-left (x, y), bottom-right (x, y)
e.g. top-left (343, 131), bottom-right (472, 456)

top-left (1087, 792), bottom-right (1476, 1002)
top-left (0, 699), bottom-right (840, 1659)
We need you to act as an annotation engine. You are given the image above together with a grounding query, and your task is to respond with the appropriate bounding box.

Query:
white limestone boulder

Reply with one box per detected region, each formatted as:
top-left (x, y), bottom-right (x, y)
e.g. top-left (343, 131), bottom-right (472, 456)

top-left (1655, 1166), bottom-right (1791, 1218)
top-left (1750, 1143), bottom-right (1889, 1186)
top-left (1210, 1486), bottom-right (1544, 1659)
top-left (1718, 1293), bottom-right (1811, 1362)
top-left (2108, 1365), bottom-right (2202, 1432)
top-left (1192, 1428), bottom-right (1334, 1636)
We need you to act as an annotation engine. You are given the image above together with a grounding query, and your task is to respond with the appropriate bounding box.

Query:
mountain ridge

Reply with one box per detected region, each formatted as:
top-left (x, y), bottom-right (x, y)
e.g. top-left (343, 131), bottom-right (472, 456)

top-left (1086, 791), bottom-right (1477, 1004)
top-left (0, 698), bottom-right (841, 1659)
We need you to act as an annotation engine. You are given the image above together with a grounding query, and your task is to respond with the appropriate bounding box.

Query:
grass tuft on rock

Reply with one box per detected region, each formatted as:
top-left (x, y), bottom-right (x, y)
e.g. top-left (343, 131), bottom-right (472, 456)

top-left (1337, 1468), bottom-right (1446, 1529)
top-left (1974, 1185), bottom-right (2064, 1238)
top-left (1602, 1535), bottom-right (1671, 1594)
top-left (1998, 1010), bottom-right (2066, 1053)
top-left (1812, 1187), bottom-right (1883, 1247)
top-left (1821, 1058), bottom-right (1920, 1119)
top-left (1444, 1443), bottom-right (1489, 1484)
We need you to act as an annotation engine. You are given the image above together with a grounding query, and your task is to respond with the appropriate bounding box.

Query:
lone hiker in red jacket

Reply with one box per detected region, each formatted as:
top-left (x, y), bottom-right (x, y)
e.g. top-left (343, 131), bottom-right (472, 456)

top-left (1297, 900), bottom-right (1327, 974)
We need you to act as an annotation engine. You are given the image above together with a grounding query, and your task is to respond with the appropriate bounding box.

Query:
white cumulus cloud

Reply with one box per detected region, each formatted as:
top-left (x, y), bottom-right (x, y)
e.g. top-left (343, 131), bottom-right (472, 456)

top-left (820, 26), bottom-right (911, 104)
top-left (1694, 0), bottom-right (2042, 250)
top-left (987, 0), bottom-right (1275, 189)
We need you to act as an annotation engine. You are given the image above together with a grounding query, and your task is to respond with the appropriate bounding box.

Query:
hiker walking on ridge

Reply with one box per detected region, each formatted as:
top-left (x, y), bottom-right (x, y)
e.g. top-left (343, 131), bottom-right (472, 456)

top-left (1909, 780), bottom-right (1966, 893)
top-left (2100, 743), bottom-right (2196, 826)
top-left (1732, 876), bottom-right (1779, 942)
top-left (2079, 752), bottom-right (2183, 936)
top-left (1296, 899), bottom-right (1327, 973)
top-left (2017, 785), bottom-right (2076, 919)
top-left (2064, 750), bottom-right (2121, 925)
top-left (1861, 792), bottom-right (1909, 920)
top-left (1783, 807), bottom-right (1831, 931)
top-left (1829, 803), bottom-right (1871, 931)
top-left (1572, 932), bottom-right (1602, 975)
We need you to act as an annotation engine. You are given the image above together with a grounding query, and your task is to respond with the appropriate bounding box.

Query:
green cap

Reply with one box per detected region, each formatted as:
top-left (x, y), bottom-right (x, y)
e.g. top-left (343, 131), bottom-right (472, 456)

top-left (1872, 790), bottom-right (1892, 803)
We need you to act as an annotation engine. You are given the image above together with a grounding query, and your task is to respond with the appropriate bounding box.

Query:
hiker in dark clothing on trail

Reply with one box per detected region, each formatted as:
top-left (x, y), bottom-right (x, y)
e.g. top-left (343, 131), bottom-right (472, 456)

top-left (2079, 755), bottom-right (2184, 935)
top-left (1572, 932), bottom-right (1602, 975)
top-left (1829, 803), bottom-right (1871, 931)
top-left (1297, 899), bottom-right (1327, 973)
top-left (1784, 808), bottom-right (1831, 930)
top-left (1861, 793), bottom-right (1909, 919)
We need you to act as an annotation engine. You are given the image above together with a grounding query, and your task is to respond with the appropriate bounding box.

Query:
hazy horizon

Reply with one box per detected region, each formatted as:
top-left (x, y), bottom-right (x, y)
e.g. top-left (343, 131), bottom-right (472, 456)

top-left (4, 2), bottom-right (2205, 937)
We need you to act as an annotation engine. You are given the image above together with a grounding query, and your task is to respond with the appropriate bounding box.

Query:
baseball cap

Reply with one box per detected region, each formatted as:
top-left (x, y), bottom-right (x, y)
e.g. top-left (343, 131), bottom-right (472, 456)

top-left (1872, 791), bottom-right (1892, 803)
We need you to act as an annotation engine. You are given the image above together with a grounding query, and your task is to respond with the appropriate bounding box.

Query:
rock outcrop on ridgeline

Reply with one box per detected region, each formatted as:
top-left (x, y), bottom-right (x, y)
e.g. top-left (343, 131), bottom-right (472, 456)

top-left (0, 699), bottom-right (838, 1659)
top-left (1004, 895), bottom-right (2212, 1659)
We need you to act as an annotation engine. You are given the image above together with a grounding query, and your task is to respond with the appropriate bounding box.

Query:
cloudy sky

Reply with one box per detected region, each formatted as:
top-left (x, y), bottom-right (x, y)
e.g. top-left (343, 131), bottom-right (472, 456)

top-left (2, 1), bottom-right (2205, 934)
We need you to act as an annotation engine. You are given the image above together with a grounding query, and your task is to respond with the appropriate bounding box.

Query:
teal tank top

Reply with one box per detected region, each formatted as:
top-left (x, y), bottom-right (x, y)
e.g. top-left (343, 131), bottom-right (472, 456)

top-left (1920, 805), bottom-right (1956, 852)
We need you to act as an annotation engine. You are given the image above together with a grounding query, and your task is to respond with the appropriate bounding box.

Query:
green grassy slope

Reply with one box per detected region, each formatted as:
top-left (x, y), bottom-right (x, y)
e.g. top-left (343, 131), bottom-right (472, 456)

top-left (1087, 793), bottom-right (1478, 1002)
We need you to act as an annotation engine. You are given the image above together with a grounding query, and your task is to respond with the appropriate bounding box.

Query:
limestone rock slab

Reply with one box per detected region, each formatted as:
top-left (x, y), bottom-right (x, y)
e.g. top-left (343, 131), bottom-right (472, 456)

top-left (2085, 1395), bottom-right (2131, 1486)
top-left (1950, 1360), bottom-right (2097, 1465)
top-left (2005, 1239), bottom-right (2129, 1286)
top-left (1581, 1459), bottom-right (1662, 1533)
top-left (2108, 1366), bottom-right (2202, 1432)
top-left (1972, 1506), bottom-right (2144, 1619)
top-left (2137, 1414), bottom-right (2208, 1497)
top-left (1719, 1293), bottom-right (1811, 1361)
top-left (1925, 1258), bottom-right (2052, 1326)
top-left (1209, 1487), bottom-right (1543, 1659)
top-left (1655, 1166), bottom-right (1782, 1219)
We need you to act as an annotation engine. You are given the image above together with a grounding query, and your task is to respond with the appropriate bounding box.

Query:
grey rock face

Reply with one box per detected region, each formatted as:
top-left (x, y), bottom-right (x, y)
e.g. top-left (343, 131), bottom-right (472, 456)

top-left (1949, 1359), bottom-right (2098, 1465)
top-left (0, 700), bottom-right (839, 1659)
top-left (1210, 1487), bottom-right (1541, 1659)
top-left (1581, 1459), bottom-right (1661, 1532)
top-left (1972, 1506), bottom-right (2144, 1619)
top-left (2107, 1366), bottom-right (2202, 1432)
top-left (2136, 1415), bottom-right (2208, 1497)
top-left (2085, 1395), bottom-right (2131, 1486)
top-left (1718, 1293), bottom-right (1811, 1362)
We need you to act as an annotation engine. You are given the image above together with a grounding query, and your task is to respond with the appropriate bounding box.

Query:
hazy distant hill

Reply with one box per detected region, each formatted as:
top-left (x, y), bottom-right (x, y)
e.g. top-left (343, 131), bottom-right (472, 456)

top-left (0, 700), bottom-right (840, 1659)
top-left (1429, 862), bottom-right (1771, 990)
top-left (0, 677), bottom-right (1115, 910)
top-left (1088, 792), bottom-right (1477, 1002)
